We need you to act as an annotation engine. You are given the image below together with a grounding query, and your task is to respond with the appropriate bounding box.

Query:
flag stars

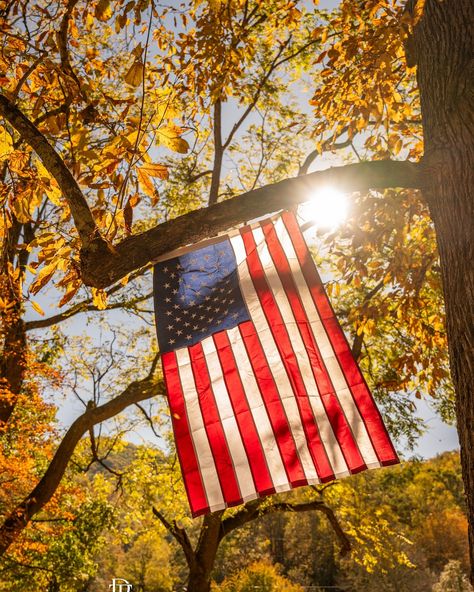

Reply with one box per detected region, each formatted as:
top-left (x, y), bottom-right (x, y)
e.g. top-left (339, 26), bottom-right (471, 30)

top-left (156, 245), bottom-right (248, 352)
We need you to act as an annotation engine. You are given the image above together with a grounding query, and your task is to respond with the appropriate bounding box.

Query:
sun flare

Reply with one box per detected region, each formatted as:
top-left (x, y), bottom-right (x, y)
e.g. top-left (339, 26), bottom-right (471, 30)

top-left (298, 187), bottom-right (348, 231)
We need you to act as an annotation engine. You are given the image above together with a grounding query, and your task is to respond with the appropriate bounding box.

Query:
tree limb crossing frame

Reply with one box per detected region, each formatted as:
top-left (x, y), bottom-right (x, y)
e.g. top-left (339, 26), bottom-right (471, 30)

top-left (0, 92), bottom-right (425, 291)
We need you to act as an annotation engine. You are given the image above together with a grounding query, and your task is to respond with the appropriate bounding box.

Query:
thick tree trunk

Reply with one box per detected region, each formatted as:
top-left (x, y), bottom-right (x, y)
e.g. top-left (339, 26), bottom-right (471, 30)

top-left (412, 0), bottom-right (474, 581)
top-left (0, 217), bottom-right (27, 424)
top-left (187, 512), bottom-right (224, 592)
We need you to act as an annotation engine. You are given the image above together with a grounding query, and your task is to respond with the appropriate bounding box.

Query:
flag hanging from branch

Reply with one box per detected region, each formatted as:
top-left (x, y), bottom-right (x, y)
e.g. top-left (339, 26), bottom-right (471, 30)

top-left (154, 211), bottom-right (399, 517)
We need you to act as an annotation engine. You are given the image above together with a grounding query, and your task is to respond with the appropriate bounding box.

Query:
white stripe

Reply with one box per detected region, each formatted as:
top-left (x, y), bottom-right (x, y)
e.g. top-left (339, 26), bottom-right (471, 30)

top-left (251, 226), bottom-right (349, 476)
top-left (175, 348), bottom-right (225, 510)
top-left (226, 325), bottom-right (291, 491)
top-left (230, 233), bottom-right (320, 484)
top-left (274, 216), bottom-right (381, 467)
top-left (200, 336), bottom-right (257, 501)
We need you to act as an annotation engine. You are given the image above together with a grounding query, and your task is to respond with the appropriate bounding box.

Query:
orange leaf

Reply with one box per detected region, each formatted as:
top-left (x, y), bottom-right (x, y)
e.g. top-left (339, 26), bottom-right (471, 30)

top-left (123, 199), bottom-right (133, 234)
top-left (137, 168), bottom-right (160, 205)
top-left (138, 163), bottom-right (169, 179)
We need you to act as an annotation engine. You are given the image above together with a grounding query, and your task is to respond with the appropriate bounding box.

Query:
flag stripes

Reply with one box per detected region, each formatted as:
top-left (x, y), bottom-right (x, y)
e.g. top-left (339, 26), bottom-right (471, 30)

top-left (158, 212), bottom-right (399, 517)
top-left (280, 212), bottom-right (398, 465)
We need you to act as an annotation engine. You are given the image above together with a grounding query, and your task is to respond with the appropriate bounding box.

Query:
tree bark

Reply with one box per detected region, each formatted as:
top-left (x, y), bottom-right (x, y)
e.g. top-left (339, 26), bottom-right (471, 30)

top-left (0, 217), bottom-right (27, 424)
top-left (187, 513), bottom-right (224, 592)
top-left (411, 0), bottom-right (474, 581)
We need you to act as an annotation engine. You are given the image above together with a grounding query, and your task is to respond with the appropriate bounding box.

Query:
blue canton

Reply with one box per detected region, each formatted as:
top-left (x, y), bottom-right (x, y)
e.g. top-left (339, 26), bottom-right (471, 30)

top-left (154, 238), bottom-right (250, 353)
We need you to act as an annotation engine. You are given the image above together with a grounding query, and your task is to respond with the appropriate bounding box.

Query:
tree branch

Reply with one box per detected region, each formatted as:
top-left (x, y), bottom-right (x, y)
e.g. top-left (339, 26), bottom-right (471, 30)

top-left (299, 125), bottom-right (352, 176)
top-left (152, 507), bottom-right (196, 568)
top-left (220, 499), bottom-right (351, 556)
top-left (25, 291), bottom-right (153, 331)
top-left (351, 279), bottom-right (385, 360)
top-left (81, 159), bottom-right (424, 289)
top-left (0, 93), bottom-right (101, 248)
top-left (57, 0), bottom-right (85, 101)
top-left (209, 99), bottom-right (223, 206)
top-left (0, 356), bottom-right (164, 555)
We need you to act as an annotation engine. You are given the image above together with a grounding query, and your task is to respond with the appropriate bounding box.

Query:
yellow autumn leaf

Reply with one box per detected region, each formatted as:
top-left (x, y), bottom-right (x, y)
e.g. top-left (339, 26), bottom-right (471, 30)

top-left (0, 126), bottom-right (13, 161)
top-left (156, 125), bottom-right (189, 154)
top-left (138, 163), bottom-right (169, 180)
top-left (137, 167), bottom-right (160, 205)
top-left (95, 0), bottom-right (112, 21)
top-left (36, 160), bottom-right (62, 205)
top-left (124, 60), bottom-right (143, 87)
top-left (92, 288), bottom-right (107, 310)
top-left (31, 300), bottom-right (45, 316)
top-left (58, 282), bottom-right (81, 307)
top-left (30, 263), bottom-right (57, 295)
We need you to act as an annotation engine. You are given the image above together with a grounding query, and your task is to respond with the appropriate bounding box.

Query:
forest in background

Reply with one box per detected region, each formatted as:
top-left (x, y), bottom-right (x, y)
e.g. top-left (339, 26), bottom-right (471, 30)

top-left (0, 447), bottom-right (470, 591)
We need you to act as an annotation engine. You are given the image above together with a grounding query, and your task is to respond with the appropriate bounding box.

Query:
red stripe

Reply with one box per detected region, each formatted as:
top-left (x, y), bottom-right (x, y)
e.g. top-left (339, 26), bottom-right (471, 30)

top-left (188, 342), bottom-right (243, 505)
top-left (239, 321), bottom-right (308, 486)
top-left (281, 211), bottom-right (399, 465)
top-left (162, 352), bottom-right (209, 516)
top-left (213, 331), bottom-right (275, 496)
top-left (261, 220), bottom-right (367, 472)
top-left (241, 228), bottom-right (335, 482)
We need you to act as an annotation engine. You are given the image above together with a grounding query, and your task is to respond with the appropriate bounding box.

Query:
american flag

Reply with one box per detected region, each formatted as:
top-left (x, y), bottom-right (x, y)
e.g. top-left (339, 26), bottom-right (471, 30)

top-left (154, 211), bottom-right (398, 517)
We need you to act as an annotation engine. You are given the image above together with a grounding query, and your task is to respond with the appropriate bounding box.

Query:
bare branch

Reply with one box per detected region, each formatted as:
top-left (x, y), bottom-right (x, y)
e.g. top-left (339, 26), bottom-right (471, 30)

top-left (152, 507), bottom-right (196, 568)
top-left (0, 355), bottom-right (164, 554)
top-left (57, 0), bottom-right (85, 101)
top-left (221, 38), bottom-right (291, 151)
top-left (25, 291), bottom-right (153, 331)
top-left (209, 99), bottom-right (223, 206)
